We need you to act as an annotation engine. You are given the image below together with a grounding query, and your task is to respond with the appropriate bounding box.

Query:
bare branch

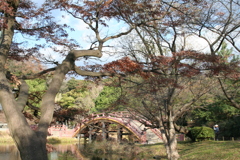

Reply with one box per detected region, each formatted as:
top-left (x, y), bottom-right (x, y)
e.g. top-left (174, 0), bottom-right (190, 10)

top-left (74, 65), bottom-right (114, 77)
top-left (26, 102), bottom-right (40, 111)
top-left (218, 78), bottom-right (240, 109)
top-left (21, 67), bottom-right (56, 80)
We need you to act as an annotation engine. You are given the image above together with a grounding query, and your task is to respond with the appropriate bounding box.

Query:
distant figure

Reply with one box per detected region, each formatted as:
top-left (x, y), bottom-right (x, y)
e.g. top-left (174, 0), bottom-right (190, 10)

top-left (213, 124), bottom-right (219, 140)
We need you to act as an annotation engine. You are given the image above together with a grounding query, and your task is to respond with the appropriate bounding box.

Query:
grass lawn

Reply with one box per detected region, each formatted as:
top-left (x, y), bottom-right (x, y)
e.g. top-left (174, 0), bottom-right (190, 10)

top-left (0, 132), bottom-right (239, 160)
top-left (178, 141), bottom-right (240, 160)
top-left (139, 141), bottom-right (240, 160)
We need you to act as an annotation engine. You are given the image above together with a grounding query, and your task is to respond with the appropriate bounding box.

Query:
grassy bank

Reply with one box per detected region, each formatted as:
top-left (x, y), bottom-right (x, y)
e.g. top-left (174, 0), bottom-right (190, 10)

top-left (0, 131), bottom-right (14, 143)
top-left (178, 141), bottom-right (240, 160)
top-left (0, 131), bottom-right (80, 144)
top-left (79, 140), bottom-right (240, 159)
top-left (138, 141), bottom-right (240, 160)
top-left (47, 137), bottom-right (80, 144)
top-left (0, 132), bottom-right (239, 160)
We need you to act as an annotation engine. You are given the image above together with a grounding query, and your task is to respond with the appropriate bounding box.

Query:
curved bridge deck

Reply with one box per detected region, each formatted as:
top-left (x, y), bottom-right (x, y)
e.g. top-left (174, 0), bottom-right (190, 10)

top-left (49, 112), bottom-right (163, 144)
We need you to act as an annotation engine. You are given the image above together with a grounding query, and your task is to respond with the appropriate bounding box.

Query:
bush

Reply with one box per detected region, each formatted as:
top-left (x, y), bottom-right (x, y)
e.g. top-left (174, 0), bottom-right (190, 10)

top-left (189, 126), bottom-right (215, 142)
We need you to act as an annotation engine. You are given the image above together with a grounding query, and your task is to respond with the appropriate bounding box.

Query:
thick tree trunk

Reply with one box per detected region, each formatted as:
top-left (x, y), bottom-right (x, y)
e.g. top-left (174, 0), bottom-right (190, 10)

top-left (0, 83), bottom-right (47, 159)
top-left (0, 1), bottom-right (108, 160)
top-left (0, 49), bottom-right (103, 160)
top-left (161, 117), bottom-right (180, 160)
top-left (13, 132), bottom-right (48, 160)
top-left (0, 71), bottom-right (47, 160)
top-left (0, 3), bottom-right (48, 157)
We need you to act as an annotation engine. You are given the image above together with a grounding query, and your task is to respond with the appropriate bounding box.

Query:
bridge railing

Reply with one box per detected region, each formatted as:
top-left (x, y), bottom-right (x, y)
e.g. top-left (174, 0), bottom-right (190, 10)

top-left (74, 112), bottom-right (163, 143)
top-left (76, 112), bottom-right (144, 139)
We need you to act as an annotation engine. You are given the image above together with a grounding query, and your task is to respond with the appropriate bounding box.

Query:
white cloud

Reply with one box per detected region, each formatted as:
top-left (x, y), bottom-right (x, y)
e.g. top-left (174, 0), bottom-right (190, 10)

top-left (177, 34), bottom-right (210, 53)
top-left (176, 27), bottom-right (231, 54)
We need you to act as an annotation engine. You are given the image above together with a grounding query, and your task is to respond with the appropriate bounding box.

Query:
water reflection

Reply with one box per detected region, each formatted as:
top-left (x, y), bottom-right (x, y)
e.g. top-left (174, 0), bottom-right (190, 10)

top-left (0, 144), bottom-right (20, 160)
top-left (0, 143), bottom-right (145, 160)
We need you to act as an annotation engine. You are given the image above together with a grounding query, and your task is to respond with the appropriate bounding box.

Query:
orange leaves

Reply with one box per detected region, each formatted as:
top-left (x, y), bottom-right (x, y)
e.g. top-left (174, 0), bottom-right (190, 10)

top-left (216, 12), bottom-right (225, 16)
top-left (10, 74), bottom-right (21, 86)
top-left (104, 0), bottom-right (113, 7)
top-left (103, 57), bottom-right (143, 74)
top-left (102, 50), bottom-right (240, 81)
top-left (171, 51), bottom-right (240, 79)
top-left (172, 50), bottom-right (219, 63)
top-left (150, 55), bottom-right (174, 67)
top-left (0, 1), bottom-right (14, 15)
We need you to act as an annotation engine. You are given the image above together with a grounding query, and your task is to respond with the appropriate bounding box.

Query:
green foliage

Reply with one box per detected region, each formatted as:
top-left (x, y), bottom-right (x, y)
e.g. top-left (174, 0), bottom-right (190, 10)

top-left (58, 89), bottom-right (86, 108)
top-left (67, 78), bottom-right (81, 91)
top-left (217, 116), bottom-right (240, 138)
top-left (192, 100), bottom-right (240, 125)
top-left (26, 78), bottom-right (46, 93)
top-left (58, 78), bottom-right (89, 96)
top-left (59, 95), bottom-right (76, 108)
top-left (25, 78), bottom-right (47, 109)
top-left (47, 138), bottom-right (61, 144)
top-left (189, 97), bottom-right (240, 139)
top-left (218, 41), bottom-right (233, 60)
top-left (58, 79), bottom-right (88, 108)
top-left (93, 86), bottom-right (122, 113)
top-left (217, 41), bottom-right (240, 63)
top-left (57, 80), bottom-right (103, 112)
top-left (190, 126), bottom-right (215, 142)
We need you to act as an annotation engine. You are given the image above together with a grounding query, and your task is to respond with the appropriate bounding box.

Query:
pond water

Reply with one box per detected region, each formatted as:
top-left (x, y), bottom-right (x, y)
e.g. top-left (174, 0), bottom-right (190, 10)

top-left (0, 143), bottom-right (149, 160)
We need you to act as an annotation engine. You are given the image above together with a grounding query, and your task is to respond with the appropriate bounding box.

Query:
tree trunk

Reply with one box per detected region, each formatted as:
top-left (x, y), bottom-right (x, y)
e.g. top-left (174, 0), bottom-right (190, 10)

top-left (161, 117), bottom-right (180, 160)
top-left (13, 132), bottom-right (48, 160)
top-left (0, 84), bottom-right (48, 160)
top-left (0, 1), bottom-right (108, 160)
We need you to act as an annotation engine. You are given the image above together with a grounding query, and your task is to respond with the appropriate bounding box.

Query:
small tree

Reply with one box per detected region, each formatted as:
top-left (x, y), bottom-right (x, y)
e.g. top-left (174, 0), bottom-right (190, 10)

top-left (103, 54), bottom-right (218, 160)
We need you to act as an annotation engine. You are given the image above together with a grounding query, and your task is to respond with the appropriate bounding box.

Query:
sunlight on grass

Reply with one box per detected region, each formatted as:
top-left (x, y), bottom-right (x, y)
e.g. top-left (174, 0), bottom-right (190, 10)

top-left (178, 141), bottom-right (240, 160)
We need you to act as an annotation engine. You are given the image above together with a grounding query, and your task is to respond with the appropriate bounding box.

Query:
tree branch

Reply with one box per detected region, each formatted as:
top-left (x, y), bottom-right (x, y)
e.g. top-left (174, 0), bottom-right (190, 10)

top-left (70, 49), bottom-right (102, 59)
top-left (218, 78), bottom-right (240, 109)
top-left (16, 80), bottom-right (29, 111)
top-left (26, 102), bottom-right (40, 111)
top-left (74, 65), bottom-right (114, 77)
top-left (21, 67), bottom-right (56, 80)
top-left (173, 122), bottom-right (189, 134)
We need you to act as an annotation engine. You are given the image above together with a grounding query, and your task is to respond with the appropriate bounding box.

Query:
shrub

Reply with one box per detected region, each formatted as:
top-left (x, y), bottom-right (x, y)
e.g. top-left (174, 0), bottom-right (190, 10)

top-left (189, 126), bottom-right (215, 142)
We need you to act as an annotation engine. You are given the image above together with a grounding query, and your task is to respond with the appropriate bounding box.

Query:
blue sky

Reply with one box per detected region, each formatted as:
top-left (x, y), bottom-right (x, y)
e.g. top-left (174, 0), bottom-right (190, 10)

top-left (30, 0), bottom-right (127, 67)
top-left (28, 0), bottom-right (240, 70)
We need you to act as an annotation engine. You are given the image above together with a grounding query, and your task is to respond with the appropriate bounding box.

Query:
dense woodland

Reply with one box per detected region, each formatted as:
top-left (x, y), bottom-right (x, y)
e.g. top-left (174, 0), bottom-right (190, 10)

top-left (20, 72), bottom-right (240, 139)
top-left (1, 0), bottom-right (240, 160)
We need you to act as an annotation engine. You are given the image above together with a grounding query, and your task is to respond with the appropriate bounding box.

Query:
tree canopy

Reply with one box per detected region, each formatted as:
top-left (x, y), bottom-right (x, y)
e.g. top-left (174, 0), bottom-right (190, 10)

top-left (1, 0), bottom-right (240, 160)
top-left (93, 86), bottom-right (122, 113)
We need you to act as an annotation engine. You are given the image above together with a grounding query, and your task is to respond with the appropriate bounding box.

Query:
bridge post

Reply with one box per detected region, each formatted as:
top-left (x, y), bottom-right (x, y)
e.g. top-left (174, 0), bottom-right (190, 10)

top-left (88, 127), bottom-right (93, 143)
top-left (78, 133), bottom-right (81, 144)
top-left (128, 134), bottom-right (134, 143)
top-left (102, 122), bottom-right (106, 140)
top-left (117, 125), bottom-right (123, 143)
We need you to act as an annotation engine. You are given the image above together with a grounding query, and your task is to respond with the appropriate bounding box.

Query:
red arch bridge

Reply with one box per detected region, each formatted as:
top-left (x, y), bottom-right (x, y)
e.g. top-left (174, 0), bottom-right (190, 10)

top-left (47, 112), bottom-right (164, 144)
